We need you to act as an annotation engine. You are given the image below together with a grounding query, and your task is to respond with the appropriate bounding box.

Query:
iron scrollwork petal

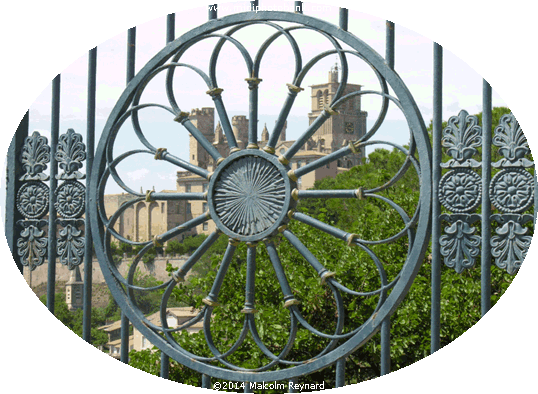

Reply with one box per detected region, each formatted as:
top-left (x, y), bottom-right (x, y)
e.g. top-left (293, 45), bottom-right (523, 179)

top-left (439, 217), bottom-right (481, 273)
top-left (57, 220), bottom-right (85, 270)
top-left (16, 220), bottom-right (48, 271)
top-left (490, 215), bottom-right (532, 275)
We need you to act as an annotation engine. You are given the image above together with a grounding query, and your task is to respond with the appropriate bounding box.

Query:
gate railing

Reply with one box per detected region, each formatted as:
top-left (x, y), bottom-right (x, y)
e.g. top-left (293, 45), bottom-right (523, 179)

top-left (4, 1), bottom-right (535, 390)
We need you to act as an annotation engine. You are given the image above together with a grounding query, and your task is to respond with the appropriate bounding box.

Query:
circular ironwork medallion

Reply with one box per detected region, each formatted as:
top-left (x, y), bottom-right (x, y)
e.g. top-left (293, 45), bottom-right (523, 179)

top-left (90, 11), bottom-right (432, 382)
top-left (55, 180), bottom-right (86, 218)
top-left (439, 169), bottom-right (482, 213)
top-left (17, 181), bottom-right (50, 219)
top-left (209, 150), bottom-right (293, 242)
top-left (490, 168), bottom-right (534, 213)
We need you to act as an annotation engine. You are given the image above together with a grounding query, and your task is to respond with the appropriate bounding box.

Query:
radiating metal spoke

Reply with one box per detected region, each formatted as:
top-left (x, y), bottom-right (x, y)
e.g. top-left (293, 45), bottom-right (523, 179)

top-left (89, 11), bottom-right (433, 382)
top-left (171, 231), bottom-right (220, 282)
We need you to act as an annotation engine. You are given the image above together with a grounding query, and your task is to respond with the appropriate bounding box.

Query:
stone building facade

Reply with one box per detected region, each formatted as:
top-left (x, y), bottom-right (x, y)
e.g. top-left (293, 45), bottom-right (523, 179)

top-left (104, 68), bottom-right (367, 241)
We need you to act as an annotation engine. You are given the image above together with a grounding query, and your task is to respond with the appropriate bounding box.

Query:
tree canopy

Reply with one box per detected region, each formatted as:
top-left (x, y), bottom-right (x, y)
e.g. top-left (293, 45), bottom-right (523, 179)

top-left (128, 108), bottom-right (520, 389)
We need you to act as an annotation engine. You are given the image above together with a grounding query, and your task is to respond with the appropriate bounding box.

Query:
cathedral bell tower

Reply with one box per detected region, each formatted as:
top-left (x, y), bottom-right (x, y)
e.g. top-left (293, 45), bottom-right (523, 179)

top-left (307, 65), bottom-right (368, 167)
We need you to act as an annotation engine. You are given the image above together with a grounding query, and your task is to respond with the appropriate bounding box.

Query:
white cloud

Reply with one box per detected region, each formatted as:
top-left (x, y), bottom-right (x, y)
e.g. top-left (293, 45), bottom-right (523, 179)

top-left (126, 167), bottom-right (150, 181)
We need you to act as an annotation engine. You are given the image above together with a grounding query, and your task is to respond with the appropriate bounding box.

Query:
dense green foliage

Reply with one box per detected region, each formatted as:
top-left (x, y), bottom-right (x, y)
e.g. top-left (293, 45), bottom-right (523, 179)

top-left (129, 132), bottom-right (517, 389)
top-left (40, 290), bottom-right (120, 347)
top-left (48, 107), bottom-right (525, 389)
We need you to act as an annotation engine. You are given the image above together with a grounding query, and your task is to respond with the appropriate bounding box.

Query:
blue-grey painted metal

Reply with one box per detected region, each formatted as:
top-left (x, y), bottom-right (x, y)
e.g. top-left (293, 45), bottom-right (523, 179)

top-left (90, 8), bottom-right (432, 382)
top-left (430, 43), bottom-right (533, 355)
top-left (6, 1), bottom-right (535, 389)
top-left (6, 112), bottom-right (29, 273)
top-left (430, 42), bottom-right (442, 354)
top-left (481, 81), bottom-right (492, 316)
top-left (83, 47), bottom-right (97, 343)
top-left (47, 75), bottom-right (61, 313)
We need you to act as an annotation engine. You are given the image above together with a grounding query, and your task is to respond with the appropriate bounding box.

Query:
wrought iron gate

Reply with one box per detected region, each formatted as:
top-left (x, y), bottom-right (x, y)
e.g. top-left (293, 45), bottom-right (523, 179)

top-left (4, 1), bottom-right (535, 391)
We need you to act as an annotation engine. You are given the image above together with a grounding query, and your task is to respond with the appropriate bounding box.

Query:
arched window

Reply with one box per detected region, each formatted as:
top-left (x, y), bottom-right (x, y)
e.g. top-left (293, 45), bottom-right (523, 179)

top-left (324, 90), bottom-right (329, 105)
top-left (317, 90), bottom-right (323, 109)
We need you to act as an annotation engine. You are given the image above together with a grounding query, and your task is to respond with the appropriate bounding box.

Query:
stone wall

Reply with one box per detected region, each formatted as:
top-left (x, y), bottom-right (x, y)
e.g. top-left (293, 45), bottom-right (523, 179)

top-left (22, 255), bottom-right (190, 289)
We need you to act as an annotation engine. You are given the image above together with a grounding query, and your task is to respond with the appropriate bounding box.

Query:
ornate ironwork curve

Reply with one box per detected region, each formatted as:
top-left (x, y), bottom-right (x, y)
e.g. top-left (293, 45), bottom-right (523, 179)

top-left (90, 11), bottom-right (432, 382)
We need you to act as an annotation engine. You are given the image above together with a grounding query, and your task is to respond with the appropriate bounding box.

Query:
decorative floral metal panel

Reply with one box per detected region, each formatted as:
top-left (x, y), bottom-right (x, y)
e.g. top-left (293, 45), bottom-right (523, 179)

top-left (438, 111), bottom-right (534, 275)
top-left (55, 128), bottom-right (87, 270)
top-left (16, 131), bottom-right (50, 270)
top-left (490, 114), bottom-right (534, 274)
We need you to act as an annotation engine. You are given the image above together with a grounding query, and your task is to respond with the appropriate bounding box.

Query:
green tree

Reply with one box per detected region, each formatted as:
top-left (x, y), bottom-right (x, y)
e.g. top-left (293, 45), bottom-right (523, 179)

top-left (127, 107), bottom-right (528, 387)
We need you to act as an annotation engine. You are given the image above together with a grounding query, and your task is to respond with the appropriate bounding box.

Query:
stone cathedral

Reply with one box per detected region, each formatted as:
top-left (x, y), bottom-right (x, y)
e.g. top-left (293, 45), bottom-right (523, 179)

top-left (105, 68), bottom-right (367, 242)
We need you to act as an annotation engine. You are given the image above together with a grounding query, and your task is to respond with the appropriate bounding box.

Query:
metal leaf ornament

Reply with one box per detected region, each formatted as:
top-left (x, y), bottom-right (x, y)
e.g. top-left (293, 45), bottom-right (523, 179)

top-left (491, 217), bottom-right (532, 275)
top-left (16, 221), bottom-right (48, 271)
top-left (56, 128), bottom-right (86, 180)
top-left (441, 110), bottom-right (482, 168)
top-left (439, 219), bottom-right (481, 273)
top-left (57, 222), bottom-right (85, 270)
top-left (492, 113), bottom-right (532, 168)
top-left (20, 131), bottom-right (51, 181)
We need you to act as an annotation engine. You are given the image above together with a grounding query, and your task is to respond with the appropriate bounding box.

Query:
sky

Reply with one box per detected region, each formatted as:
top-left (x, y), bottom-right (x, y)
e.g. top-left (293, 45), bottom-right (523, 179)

top-left (17, 0), bottom-right (509, 196)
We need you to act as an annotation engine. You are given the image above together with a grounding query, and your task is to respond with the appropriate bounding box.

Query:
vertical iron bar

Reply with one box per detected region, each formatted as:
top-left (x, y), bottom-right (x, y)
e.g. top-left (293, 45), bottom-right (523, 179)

top-left (247, 82), bottom-right (259, 148)
top-left (201, 374), bottom-right (211, 388)
top-left (386, 21), bottom-right (395, 69)
top-left (335, 357), bottom-right (345, 387)
top-left (208, 4), bottom-right (217, 20)
top-left (162, 16), bottom-right (174, 376)
top-left (7, 112), bottom-right (29, 273)
top-left (339, 8), bottom-right (348, 31)
top-left (243, 246), bottom-right (257, 311)
top-left (83, 47), bottom-right (97, 343)
top-left (294, 1), bottom-right (302, 13)
top-left (47, 75), bottom-right (60, 314)
top-left (120, 312), bottom-right (130, 363)
top-left (430, 43), bottom-right (443, 354)
top-left (380, 318), bottom-right (391, 375)
top-left (167, 14), bottom-right (175, 44)
top-left (481, 81), bottom-right (492, 316)
top-left (127, 27), bottom-right (136, 84)
top-left (160, 352), bottom-right (169, 379)
top-left (381, 20), bottom-right (395, 373)
top-left (121, 25), bottom-right (136, 364)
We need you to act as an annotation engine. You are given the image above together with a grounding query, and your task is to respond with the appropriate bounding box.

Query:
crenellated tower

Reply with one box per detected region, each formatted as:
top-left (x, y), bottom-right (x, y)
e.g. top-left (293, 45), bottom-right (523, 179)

top-left (189, 107), bottom-right (215, 168)
top-left (232, 115), bottom-right (249, 150)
